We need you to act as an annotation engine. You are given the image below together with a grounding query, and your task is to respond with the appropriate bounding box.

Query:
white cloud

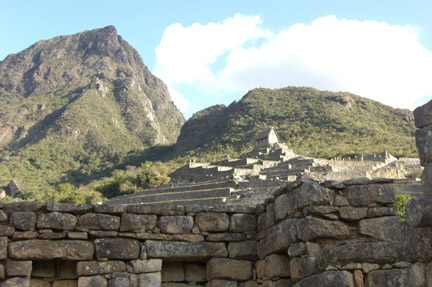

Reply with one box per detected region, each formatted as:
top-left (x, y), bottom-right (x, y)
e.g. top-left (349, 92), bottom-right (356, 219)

top-left (155, 15), bottom-right (432, 114)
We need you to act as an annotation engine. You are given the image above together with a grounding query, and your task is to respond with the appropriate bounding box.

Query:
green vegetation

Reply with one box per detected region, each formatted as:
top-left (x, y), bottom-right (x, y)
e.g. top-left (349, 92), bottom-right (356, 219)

top-left (395, 194), bottom-right (412, 222)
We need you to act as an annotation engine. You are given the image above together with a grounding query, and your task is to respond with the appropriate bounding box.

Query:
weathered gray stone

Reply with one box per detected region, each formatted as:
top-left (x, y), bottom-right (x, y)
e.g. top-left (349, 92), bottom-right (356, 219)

top-left (109, 277), bottom-right (130, 287)
top-left (0, 236), bottom-right (7, 260)
top-left (406, 197), bottom-right (432, 227)
top-left (290, 257), bottom-right (317, 282)
top-left (162, 262), bottom-right (184, 282)
top-left (266, 203), bottom-right (276, 228)
top-left (77, 213), bottom-right (120, 231)
top-left (146, 240), bottom-right (227, 261)
top-left (128, 232), bottom-right (203, 242)
top-left (421, 165), bottom-right (432, 196)
top-left (1, 277), bottom-right (30, 287)
top-left (239, 282), bottom-right (258, 287)
top-left (257, 213), bottom-right (266, 232)
top-left (275, 181), bottom-right (334, 220)
top-left (9, 211), bottom-right (36, 230)
top-left (6, 259), bottom-right (32, 277)
top-left (297, 217), bottom-right (350, 241)
top-left (343, 184), bottom-right (394, 206)
top-left (37, 230), bottom-right (67, 239)
top-left (229, 214), bottom-right (256, 232)
top-left (365, 266), bottom-right (426, 287)
top-left (228, 241), bottom-right (257, 260)
top-left (416, 125), bottom-right (432, 166)
top-left (76, 261), bottom-right (126, 276)
top-left (159, 216), bottom-right (193, 234)
top-left (130, 259), bottom-right (162, 273)
top-left (12, 231), bottom-right (38, 240)
top-left (196, 212), bottom-right (229, 232)
top-left (339, 207), bottom-right (368, 221)
top-left (3, 202), bottom-right (43, 213)
top-left (94, 204), bottom-right (126, 214)
top-left (139, 272), bottom-right (161, 287)
top-left (334, 195), bottom-right (350, 207)
top-left (78, 275), bottom-right (107, 287)
top-left (358, 216), bottom-right (402, 240)
top-left (317, 242), bottom-right (401, 269)
top-left (207, 258), bottom-right (252, 281)
top-left (0, 210), bottom-right (7, 222)
top-left (206, 233), bottom-right (247, 242)
top-left (120, 214), bottom-right (157, 232)
top-left (303, 206), bottom-right (338, 216)
top-left (287, 242), bottom-right (306, 257)
top-left (265, 254), bottom-right (290, 278)
top-left (306, 241), bottom-right (321, 257)
top-left (128, 204), bottom-right (185, 215)
top-left (8, 240), bottom-right (94, 260)
top-left (0, 225), bottom-right (15, 237)
top-left (414, 99), bottom-right (432, 128)
top-left (37, 212), bottom-right (77, 230)
top-left (261, 218), bottom-right (298, 258)
top-left (206, 280), bottom-right (238, 287)
top-left (293, 271), bottom-right (354, 287)
top-left (185, 263), bottom-right (206, 282)
top-left (89, 231), bottom-right (118, 238)
top-left (367, 207), bottom-right (396, 217)
top-left (95, 238), bottom-right (140, 259)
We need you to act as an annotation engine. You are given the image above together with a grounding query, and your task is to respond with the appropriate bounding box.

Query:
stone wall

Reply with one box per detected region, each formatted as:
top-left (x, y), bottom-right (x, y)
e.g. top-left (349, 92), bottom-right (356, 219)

top-left (415, 99), bottom-right (432, 197)
top-left (1, 177), bottom-right (432, 287)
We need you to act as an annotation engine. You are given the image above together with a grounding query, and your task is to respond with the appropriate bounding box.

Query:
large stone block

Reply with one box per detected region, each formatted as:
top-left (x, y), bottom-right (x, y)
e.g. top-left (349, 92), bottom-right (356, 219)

top-left (146, 240), bottom-right (227, 261)
top-left (9, 211), bottom-right (36, 230)
top-left (339, 206), bottom-right (368, 221)
top-left (139, 272), bottom-right (161, 287)
top-left (76, 261), bottom-right (126, 276)
top-left (196, 212), bottom-right (229, 232)
top-left (95, 238), bottom-right (140, 260)
top-left (290, 257), bottom-right (317, 282)
top-left (416, 125), bottom-right (432, 166)
top-left (37, 212), bottom-right (77, 230)
top-left (228, 241), bottom-right (257, 260)
top-left (265, 254), bottom-right (290, 278)
top-left (275, 181), bottom-right (334, 220)
top-left (365, 265), bottom-right (426, 287)
top-left (109, 277), bottom-right (130, 287)
top-left (78, 275), bottom-right (107, 287)
top-left (317, 242), bottom-right (401, 270)
top-left (1, 277), bottom-right (30, 287)
top-left (6, 259), bottom-right (32, 277)
top-left (77, 213), bottom-right (120, 231)
top-left (207, 258), bottom-right (252, 281)
top-left (159, 216), bottom-right (194, 234)
top-left (47, 202), bottom-right (93, 214)
top-left (343, 184), bottom-right (394, 207)
top-left (229, 214), bottom-right (256, 232)
top-left (260, 218), bottom-right (298, 258)
top-left (414, 99), bottom-right (432, 128)
top-left (293, 271), bottom-right (354, 287)
top-left (406, 197), bottom-right (432, 227)
top-left (130, 259), bottom-right (162, 273)
top-left (162, 262), bottom-right (184, 282)
top-left (3, 202), bottom-right (43, 213)
top-left (8, 240), bottom-right (94, 260)
top-left (120, 214), bottom-right (157, 232)
top-left (0, 236), bottom-right (7, 260)
top-left (358, 216), bottom-right (402, 240)
top-left (297, 217), bottom-right (350, 241)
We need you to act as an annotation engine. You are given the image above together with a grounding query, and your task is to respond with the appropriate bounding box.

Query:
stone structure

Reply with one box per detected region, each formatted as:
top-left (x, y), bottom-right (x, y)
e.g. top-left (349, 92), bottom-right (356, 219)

top-left (254, 128), bottom-right (278, 148)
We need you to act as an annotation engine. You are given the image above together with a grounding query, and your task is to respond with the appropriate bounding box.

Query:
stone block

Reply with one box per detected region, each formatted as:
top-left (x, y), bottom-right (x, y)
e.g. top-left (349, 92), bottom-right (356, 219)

top-left (421, 165), bottom-right (432, 196)
top-left (185, 263), bottom-right (206, 282)
top-left (130, 259), bottom-right (162, 273)
top-left (228, 241), bottom-right (257, 260)
top-left (293, 271), bottom-right (354, 287)
top-left (358, 216), bottom-right (402, 240)
top-left (290, 257), bottom-right (317, 282)
top-left (343, 184), bottom-right (394, 206)
top-left (139, 272), bottom-right (161, 287)
top-left (317, 242), bottom-right (401, 270)
top-left (109, 277), bottom-right (130, 287)
top-left (239, 282), bottom-right (258, 287)
top-left (94, 204), bottom-right (126, 214)
top-left (266, 203), bottom-right (275, 228)
top-left (1, 277), bottom-right (30, 287)
top-left (68, 232), bottom-right (88, 239)
top-left (146, 240), bottom-right (227, 261)
top-left (46, 202), bottom-right (93, 214)
top-left (0, 263), bottom-right (4, 279)
top-left (206, 280), bottom-right (238, 287)
top-left (56, 260), bottom-right (78, 279)
top-left (206, 258), bottom-right (252, 281)
top-left (206, 233), bottom-right (247, 242)
top-left (287, 242), bottom-right (306, 257)
top-left (0, 225), bottom-right (14, 236)
top-left (77, 213), bottom-right (120, 231)
top-left (13, 231), bottom-right (38, 240)
top-left (364, 268), bottom-right (425, 287)
top-left (261, 218), bottom-right (298, 258)
top-left (8, 240), bottom-right (94, 260)
top-left (32, 260), bottom-right (55, 277)
top-left (414, 99), bottom-right (432, 128)
top-left (416, 125), bottom-right (432, 166)
top-left (52, 280), bottom-right (78, 287)
top-left (339, 207), bottom-right (368, 221)
top-left (9, 211), bottom-right (36, 230)
top-left (162, 262), bottom-right (184, 282)
top-left (29, 279), bottom-right (51, 287)
top-left (229, 214), bottom-right (256, 232)
top-left (3, 202), bottom-right (43, 213)
top-left (6, 259), bottom-right (32, 277)
top-left (353, 270), bottom-right (363, 287)
top-left (77, 261), bottom-right (126, 276)
top-left (297, 216), bottom-right (349, 241)
top-left (159, 216), bottom-right (194, 234)
top-left (120, 214), bottom-right (157, 232)
top-left (406, 197), bottom-right (432, 227)
top-left (95, 238), bottom-right (140, 260)
top-left (366, 207), bottom-right (396, 217)
top-left (128, 204), bottom-right (185, 215)
top-left (78, 275), bottom-right (107, 287)
top-left (306, 241), bottom-right (321, 257)
top-left (0, 236), bottom-right (7, 260)
top-left (196, 212), bottom-right (229, 232)
top-left (265, 254), bottom-right (290, 278)
top-left (275, 181), bottom-right (334, 220)
top-left (257, 213), bottom-right (266, 232)
top-left (37, 212), bottom-right (77, 230)
top-left (38, 231), bottom-right (67, 240)
top-left (0, 210), bottom-right (7, 221)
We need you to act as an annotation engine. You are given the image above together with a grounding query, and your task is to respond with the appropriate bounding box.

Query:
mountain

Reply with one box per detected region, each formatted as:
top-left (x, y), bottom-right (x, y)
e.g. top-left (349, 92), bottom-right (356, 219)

top-left (0, 26), bottom-right (184, 200)
top-left (175, 87), bottom-right (416, 159)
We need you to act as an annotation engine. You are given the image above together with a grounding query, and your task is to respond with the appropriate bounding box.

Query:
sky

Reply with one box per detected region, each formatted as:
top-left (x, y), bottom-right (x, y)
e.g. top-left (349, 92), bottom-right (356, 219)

top-left (1, 1), bottom-right (431, 119)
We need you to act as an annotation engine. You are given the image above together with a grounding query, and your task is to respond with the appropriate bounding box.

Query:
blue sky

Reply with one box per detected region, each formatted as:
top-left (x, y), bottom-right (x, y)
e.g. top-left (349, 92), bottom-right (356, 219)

top-left (1, 0), bottom-right (431, 118)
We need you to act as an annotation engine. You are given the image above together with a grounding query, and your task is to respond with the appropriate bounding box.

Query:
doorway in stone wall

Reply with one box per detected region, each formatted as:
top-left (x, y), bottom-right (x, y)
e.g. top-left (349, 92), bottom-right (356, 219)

top-left (31, 259), bottom-right (78, 286)
top-left (161, 262), bottom-right (207, 286)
